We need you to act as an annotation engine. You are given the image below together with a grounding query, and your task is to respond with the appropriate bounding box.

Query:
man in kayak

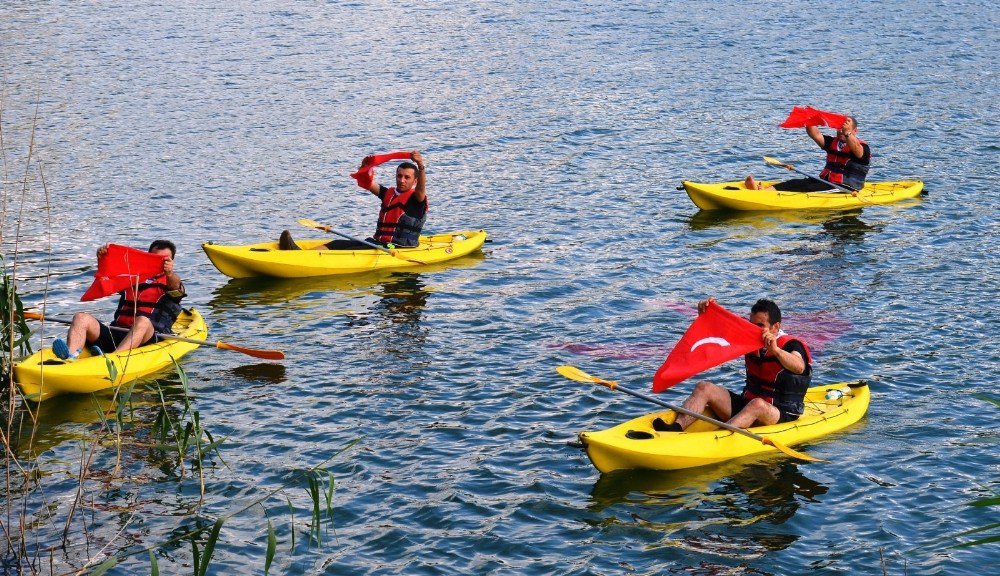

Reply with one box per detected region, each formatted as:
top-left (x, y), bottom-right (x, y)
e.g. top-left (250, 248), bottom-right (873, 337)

top-left (655, 297), bottom-right (812, 431)
top-left (279, 151), bottom-right (427, 250)
top-left (745, 117), bottom-right (871, 192)
top-left (52, 240), bottom-right (186, 360)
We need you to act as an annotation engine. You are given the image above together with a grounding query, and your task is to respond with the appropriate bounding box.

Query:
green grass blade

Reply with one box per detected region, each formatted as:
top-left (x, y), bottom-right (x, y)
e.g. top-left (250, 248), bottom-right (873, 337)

top-left (150, 550), bottom-right (159, 576)
top-left (191, 536), bottom-right (200, 575)
top-left (265, 519), bottom-right (277, 575)
top-left (973, 393), bottom-right (1000, 408)
top-left (952, 532), bottom-right (1000, 548)
top-left (103, 354), bottom-right (118, 382)
top-left (197, 517), bottom-right (225, 576)
top-left (286, 495), bottom-right (296, 551)
top-left (90, 556), bottom-right (119, 576)
top-left (969, 496), bottom-right (1000, 507)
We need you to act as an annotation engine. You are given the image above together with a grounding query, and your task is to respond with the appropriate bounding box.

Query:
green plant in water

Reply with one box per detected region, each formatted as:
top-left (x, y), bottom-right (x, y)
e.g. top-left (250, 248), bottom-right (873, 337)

top-left (150, 357), bottom-right (226, 489)
top-left (92, 438), bottom-right (360, 574)
top-left (0, 260), bottom-right (33, 376)
top-left (944, 393), bottom-right (1000, 549)
top-left (305, 469), bottom-right (337, 546)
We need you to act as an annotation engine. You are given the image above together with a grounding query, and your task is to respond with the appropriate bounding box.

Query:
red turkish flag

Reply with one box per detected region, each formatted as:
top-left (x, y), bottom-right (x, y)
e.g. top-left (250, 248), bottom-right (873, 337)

top-left (652, 301), bottom-right (765, 392)
top-left (350, 151), bottom-right (415, 189)
top-left (778, 106), bottom-right (848, 129)
top-left (80, 244), bottom-right (166, 301)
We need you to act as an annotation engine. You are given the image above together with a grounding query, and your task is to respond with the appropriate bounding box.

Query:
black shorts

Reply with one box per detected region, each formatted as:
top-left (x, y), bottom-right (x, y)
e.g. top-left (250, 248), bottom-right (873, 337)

top-left (728, 390), bottom-right (800, 424)
top-left (322, 238), bottom-right (417, 249)
top-left (322, 239), bottom-right (375, 250)
top-left (94, 322), bottom-right (157, 353)
top-left (773, 178), bottom-right (839, 192)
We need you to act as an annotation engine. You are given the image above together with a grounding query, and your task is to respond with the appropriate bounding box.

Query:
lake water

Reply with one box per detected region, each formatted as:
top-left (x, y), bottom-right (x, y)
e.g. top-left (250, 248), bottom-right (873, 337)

top-left (2, 1), bottom-right (998, 574)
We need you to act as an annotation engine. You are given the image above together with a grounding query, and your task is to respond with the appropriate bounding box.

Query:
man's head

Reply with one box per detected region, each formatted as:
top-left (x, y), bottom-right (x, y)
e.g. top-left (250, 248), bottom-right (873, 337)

top-left (749, 298), bottom-right (781, 334)
top-left (395, 162), bottom-right (419, 191)
top-left (838, 116), bottom-right (859, 139)
top-left (148, 239), bottom-right (176, 259)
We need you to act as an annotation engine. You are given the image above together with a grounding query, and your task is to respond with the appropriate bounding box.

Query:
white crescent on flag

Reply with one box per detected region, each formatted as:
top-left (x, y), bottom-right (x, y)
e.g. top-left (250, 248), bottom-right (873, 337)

top-left (690, 336), bottom-right (731, 352)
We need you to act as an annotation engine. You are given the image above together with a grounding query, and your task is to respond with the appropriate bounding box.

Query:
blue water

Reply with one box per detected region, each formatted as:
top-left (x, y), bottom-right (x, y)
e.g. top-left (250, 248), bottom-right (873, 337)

top-left (2, 1), bottom-right (998, 574)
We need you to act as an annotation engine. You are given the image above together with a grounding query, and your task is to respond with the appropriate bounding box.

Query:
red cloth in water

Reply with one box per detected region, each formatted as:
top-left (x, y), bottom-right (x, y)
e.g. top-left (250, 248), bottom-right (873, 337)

top-left (350, 151), bottom-right (415, 189)
top-left (652, 301), bottom-right (765, 392)
top-left (778, 106), bottom-right (848, 129)
top-left (80, 244), bottom-right (166, 301)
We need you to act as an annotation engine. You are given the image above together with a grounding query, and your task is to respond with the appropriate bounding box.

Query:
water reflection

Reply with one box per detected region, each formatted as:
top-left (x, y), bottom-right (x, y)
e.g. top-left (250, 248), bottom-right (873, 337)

top-left (230, 362), bottom-right (287, 385)
top-left (686, 208), bottom-right (862, 233)
top-left (10, 374), bottom-right (187, 459)
top-left (205, 252), bottom-right (484, 311)
top-left (687, 207), bottom-right (882, 247)
top-left (589, 458), bottom-right (828, 556)
top-left (346, 273), bottom-right (429, 327)
top-left (349, 272), bottom-right (431, 366)
top-left (10, 394), bottom-right (114, 458)
top-left (819, 212), bottom-right (882, 246)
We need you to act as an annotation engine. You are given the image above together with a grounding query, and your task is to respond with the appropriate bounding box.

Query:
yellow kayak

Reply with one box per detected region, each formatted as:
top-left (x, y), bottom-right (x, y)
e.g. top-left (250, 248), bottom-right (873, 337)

top-left (579, 382), bottom-right (870, 472)
top-left (15, 309), bottom-right (207, 402)
top-left (202, 230), bottom-right (488, 278)
top-left (682, 180), bottom-right (924, 211)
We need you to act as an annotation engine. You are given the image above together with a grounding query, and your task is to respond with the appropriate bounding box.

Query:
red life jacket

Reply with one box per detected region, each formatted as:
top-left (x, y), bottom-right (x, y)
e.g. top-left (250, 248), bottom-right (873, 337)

top-left (374, 186), bottom-right (427, 247)
top-left (819, 136), bottom-right (870, 189)
top-left (742, 335), bottom-right (812, 409)
top-left (113, 276), bottom-right (185, 333)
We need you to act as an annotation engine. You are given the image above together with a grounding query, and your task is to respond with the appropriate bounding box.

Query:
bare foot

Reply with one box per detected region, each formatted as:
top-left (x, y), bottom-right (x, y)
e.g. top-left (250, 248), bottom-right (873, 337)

top-left (744, 175), bottom-right (760, 190)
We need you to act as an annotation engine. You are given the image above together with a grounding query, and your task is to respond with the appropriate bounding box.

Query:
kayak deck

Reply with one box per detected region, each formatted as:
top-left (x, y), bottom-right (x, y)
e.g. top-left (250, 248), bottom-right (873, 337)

top-left (682, 180), bottom-right (924, 211)
top-left (202, 229), bottom-right (488, 278)
top-left (15, 309), bottom-right (207, 402)
top-left (578, 382), bottom-right (870, 472)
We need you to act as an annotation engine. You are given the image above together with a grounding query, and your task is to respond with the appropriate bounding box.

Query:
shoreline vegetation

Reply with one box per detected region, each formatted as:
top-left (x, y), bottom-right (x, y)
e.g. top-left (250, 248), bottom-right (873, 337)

top-left (1, 95), bottom-right (356, 575)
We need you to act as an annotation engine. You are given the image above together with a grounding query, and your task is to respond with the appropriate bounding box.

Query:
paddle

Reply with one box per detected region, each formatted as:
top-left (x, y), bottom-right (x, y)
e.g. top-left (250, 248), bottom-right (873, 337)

top-left (762, 156), bottom-right (861, 194)
top-left (556, 365), bottom-right (823, 463)
top-left (20, 311), bottom-right (285, 360)
top-left (296, 218), bottom-right (427, 265)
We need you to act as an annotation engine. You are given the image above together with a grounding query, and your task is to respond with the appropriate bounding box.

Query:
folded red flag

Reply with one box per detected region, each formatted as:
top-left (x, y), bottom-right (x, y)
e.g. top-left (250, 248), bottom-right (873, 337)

top-left (80, 244), bottom-right (166, 301)
top-left (350, 151), bottom-right (415, 189)
top-left (652, 301), bottom-right (765, 392)
top-left (778, 106), bottom-right (848, 129)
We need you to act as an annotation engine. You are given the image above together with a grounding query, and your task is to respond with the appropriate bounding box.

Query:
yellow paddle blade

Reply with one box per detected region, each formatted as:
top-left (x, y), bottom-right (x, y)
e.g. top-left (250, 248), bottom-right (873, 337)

top-left (297, 218), bottom-right (330, 231)
top-left (555, 365), bottom-right (617, 389)
top-left (762, 437), bottom-right (825, 463)
top-left (762, 156), bottom-right (791, 169)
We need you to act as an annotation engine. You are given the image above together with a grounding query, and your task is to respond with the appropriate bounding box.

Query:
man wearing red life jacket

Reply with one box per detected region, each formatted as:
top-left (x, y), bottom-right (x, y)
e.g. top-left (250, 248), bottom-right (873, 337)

top-left (654, 298), bottom-right (812, 432)
top-left (746, 116), bottom-right (871, 192)
top-left (279, 151), bottom-right (427, 250)
top-left (52, 240), bottom-right (185, 361)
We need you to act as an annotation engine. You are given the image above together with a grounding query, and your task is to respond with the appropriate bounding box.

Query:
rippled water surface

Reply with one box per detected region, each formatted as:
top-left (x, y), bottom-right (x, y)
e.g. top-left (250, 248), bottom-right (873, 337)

top-left (2, 1), bottom-right (998, 574)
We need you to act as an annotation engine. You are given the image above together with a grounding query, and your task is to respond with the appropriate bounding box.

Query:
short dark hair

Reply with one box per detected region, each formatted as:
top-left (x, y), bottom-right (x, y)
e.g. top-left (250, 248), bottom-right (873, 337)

top-left (148, 239), bottom-right (176, 259)
top-left (397, 162), bottom-right (418, 174)
top-left (750, 299), bottom-right (781, 324)
top-left (848, 115), bottom-right (858, 129)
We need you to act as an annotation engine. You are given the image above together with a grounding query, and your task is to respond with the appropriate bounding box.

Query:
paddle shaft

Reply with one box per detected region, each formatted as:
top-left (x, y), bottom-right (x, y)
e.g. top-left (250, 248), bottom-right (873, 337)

top-left (765, 157), bottom-right (859, 193)
top-left (20, 311), bottom-right (284, 360)
top-left (595, 379), bottom-right (771, 443)
top-left (298, 219), bottom-right (427, 265)
top-left (325, 227), bottom-right (397, 256)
